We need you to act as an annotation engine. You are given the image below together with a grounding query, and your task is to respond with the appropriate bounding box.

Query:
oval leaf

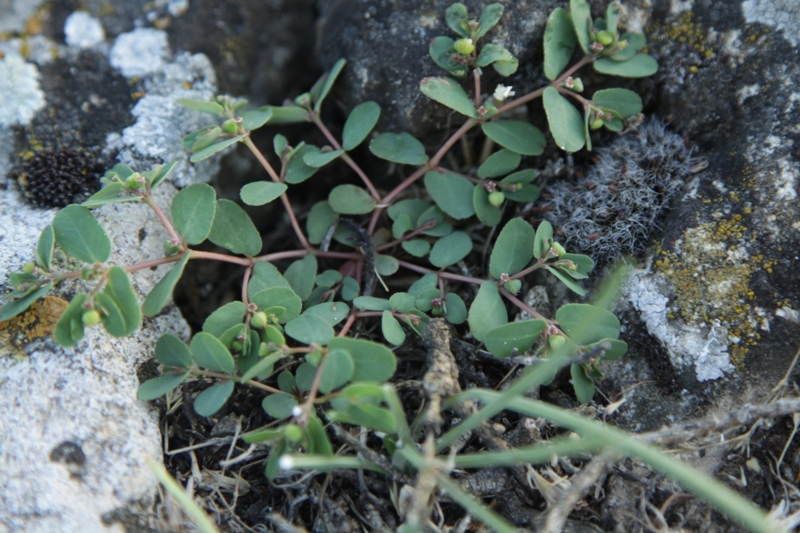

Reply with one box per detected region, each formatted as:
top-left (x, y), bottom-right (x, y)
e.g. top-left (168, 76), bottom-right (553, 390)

top-left (570, 0), bottom-right (593, 53)
top-left (369, 133), bottom-right (429, 165)
top-left (155, 333), bottom-right (192, 367)
top-left (137, 373), bottom-right (189, 401)
top-left (285, 313), bottom-right (335, 345)
top-left (171, 184), bottom-right (216, 244)
top-left (53, 293), bottom-right (87, 347)
top-left (424, 171), bottom-right (476, 220)
top-left (194, 381), bottom-right (235, 417)
top-left (189, 134), bottom-right (246, 163)
top-left (534, 221), bottom-right (554, 259)
top-left (191, 332), bottom-right (235, 374)
top-left (543, 87), bottom-right (585, 152)
top-left (98, 266), bottom-right (141, 337)
top-left (490, 218), bottom-right (535, 278)
top-left (592, 88), bottom-right (643, 118)
top-left (304, 149), bottom-right (344, 168)
top-left (52, 205), bottom-right (111, 264)
top-left (240, 181), bottom-right (287, 206)
top-left (251, 287), bottom-right (302, 323)
top-left (429, 231), bottom-right (472, 268)
top-left (381, 310), bottom-right (406, 346)
top-left (203, 301), bottom-right (246, 336)
top-left (556, 303), bottom-right (620, 345)
top-left (314, 58), bottom-right (346, 113)
top-left (0, 282), bottom-right (53, 322)
top-left (36, 225), bottom-right (55, 270)
top-left (544, 8), bottom-right (577, 80)
top-left (327, 337), bottom-right (396, 382)
top-left (420, 77), bottom-right (479, 118)
top-left (473, 186), bottom-right (502, 226)
top-left (343, 101), bottom-right (381, 151)
top-left (284, 255), bottom-right (317, 301)
top-left (571, 364), bottom-right (595, 404)
top-left (445, 293), bottom-right (467, 325)
top-left (329, 185), bottom-right (376, 215)
top-left (477, 149), bottom-right (521, 179)
top-left (485, 319), bottom-right (547, 358)
top-left (208, 199), bottom-right (262, 256)
top-left (594, 54), bottom-right (658, 78)
top-left (319, 349), bottom-right (355, 394)
top-left (262, 393), bottom-right (298, 420)
top-left (143, 253), bottom-right (191, 317)
top-left (481, 120), bottom-right (545, 156)
top-left (467, 282), bottom-right (507, 342)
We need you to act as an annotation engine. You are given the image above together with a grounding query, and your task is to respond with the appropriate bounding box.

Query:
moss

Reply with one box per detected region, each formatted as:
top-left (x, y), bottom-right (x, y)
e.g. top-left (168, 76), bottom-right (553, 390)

top-left (654, 214), bottom-right (776, 370)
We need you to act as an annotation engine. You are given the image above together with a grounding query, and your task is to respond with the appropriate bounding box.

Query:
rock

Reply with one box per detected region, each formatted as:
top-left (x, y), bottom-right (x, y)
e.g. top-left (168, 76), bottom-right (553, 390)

top-left (317, 0), bottom-right (560, 138)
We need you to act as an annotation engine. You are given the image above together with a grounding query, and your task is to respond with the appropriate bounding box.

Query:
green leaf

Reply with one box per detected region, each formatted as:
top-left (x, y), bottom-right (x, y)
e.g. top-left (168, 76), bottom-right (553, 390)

top-left (284, 256), bottom-right (317, 301)
top-left (277, 370), bottom-right (295, 393)
top-left (240, 107), bottom-right (273, 130)
top-left (606, 3), bottom-right (620, 35)
top-left (330, 402), bottom-right (397, 434)
top-left (392, 213), bottom-right (412, 238)
top-left (314, 58), bottom-right (346, 113)
top-left (375, 254), bottom-right (399, 276)
top-left (285, 144), bottom-right (321, 184)
top-left (194, 380), bottom-right (234, 416)
top-left (203, 301), bottom-right (246, 336)
top-left (571, 364), bottom-right (595, 404)
top-left (610, 32), bottom-right (645, 61)
top-left (388, 293), bottom-right (416, 313)
top-left (556, 303), bottom-right (620, 345)
top-left (176, 98), bottom-right (224, 115)
top-left (327, 337), bottom-right (396, 382)
top-left (560, 253), bottom-right (595, 275)
top-left (305, 301), bottom-right (349, 326)
top-left (53, 293), bottom-right (87, 347)
top-left (475, 44), bottom-right (519, 76)
top-left (388, 199), bottom-right (431, 223)
top-left (429, 36), bottom-right (468, 77)
top-left (467, 282), bottom-right (507, 342)
top-left (485, 319), bottom-right (547, 358)
top-left (241, 351), bottom-right (287, 383)
top-left (341, 277), bottom-right (359, 300)
top-left (147, 161), bottom-right (177, 190)
top-left (481, 120), bottom-right (545, 156)
top-left (191, 127), bottom-right (222, 152)
top-left (417, 206), bottom-right (453, 236)
top-left (543, 87), bottom-right (585, 152)
top-left (0, 282), bottom-right (53, 322)
top-left (329, 185), bottom-right (376, 215)
top-left (429, 231), bottom-right (472, 268)
top-left (240, 181), bottom-right (287, 206)
top-left (171, 184), bottom-right (216, 245)
top-left (137, 373), bottom-right (189, 401)
top-left (353, 296), bottom-right (392, 311)
top-left (343, 101), bottom-right (381, 150)
top-left (570, 0), bottom-right (593, 54)
top-left (262, 393), bottom-right (298, 420)
top-left (477, 149), bottom-right (521, 179)
top-left (304, 149), bottom-right (344, 168)
top-left (273, 134), bottom-right (289, 157)
top-left (544, 8), bottom-right (577, 80)
top-left (315, 270), bottom-right (342, 289)
top-left (251, 287), bottom-right (302, 323)
top-left (285, 313), bottom-right (335, 344)
top-left (534, 220), bottom-right (554, 259)
top-left (106, 163), bottom-right (135, 180)
top-left (545, 266), bottom-right (586, 296)
top-left (369, 133), bottom-right (429, 165)
top-left (420, 77), bottom-right (478, 118)
top-left (295, 362), bottom-right (317, 392)
top-left (414, 288), bottom-right (441, 312)
top-left (262, 105), bottom-right (309, 125)
top-left (189, 134), bottom-right (246, 163)
top-left (81, 182), bottom-right (136, 208)
top-left (306, 201), bottom-right (338, 245)
top-left (473, 186), bottom-right (502, 226)
top-left (423, 171), bottom-right (476, 220)
top-left (476, 3), bottom-right (503, 38)
top-left (402, 239), bottom-right (431, 257)
top-left (143, 253), bottom-right (191, 317)
top-left (98, 266), bottom-right (141, 337)
top-left (592, 88), bottom-right (643, 118)
top-left (409, 273), bottom-right (438, 296)
top-left (445, 293), bottom-right (467, 324)
top-left (306, 414), bottom-right (334, 456)
top-left (490, 218), bottom-right (535, 278)
top-left (501, 170), bottom-right (540, 202)
top-left (155, 333), bottom-right (192, 367)
top-left (208, 199), bottom-right (262, 256)
top-left (191, 332), bottom-right (235, 374)
top-left (594, 54), bottom-right (658, 78)
top-left (588, 338), bottom-right (628, 360)
top-left (445, 3), bottom-right (470, 37)
top-left (380, 310), bottom-right (405, 346)
top-left (319, 349), bottom-right (355, 393)
top-left (52, 205), bottom-right (111, 264)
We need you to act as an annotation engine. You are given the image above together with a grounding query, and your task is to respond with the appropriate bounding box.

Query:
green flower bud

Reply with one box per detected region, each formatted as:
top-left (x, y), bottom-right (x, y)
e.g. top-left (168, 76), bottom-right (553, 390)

top-left (590, 117), bottom-right (604, 130)
top-left (82, 309), bottom-right (101, 326)
top-left (294, 92), bottom-right (311, 107)
top-left (221, 119), bottom-right (238, 134)
top-left (548, 334), bottom-right (566, 349)
top-left (571, 77), bottom-right (584, 93)
top-left (163, 241), bottom-right (181, 256)
top-left (258, 342), bottom-right (269, 357)
top-left (232, 340), bottom-right (243, 352)
top-left (453, 38), bottom-right (475, 55)
top-left (597, 30), bottom-right (614, 46)
top-left (503, 279), bottom-right (522, 295)
top-left (552, 242), bottom-right (567, 256)
top-left (488, 191), bottom-right (505, 206)
top-left (251, 311), bottom-right (268, 329)
top-left (22, 261), bottom-right (36, 274)
top-left (125, 175), bottom-right (142, 189)
top-left (284, 423), bottom-right (304, 443)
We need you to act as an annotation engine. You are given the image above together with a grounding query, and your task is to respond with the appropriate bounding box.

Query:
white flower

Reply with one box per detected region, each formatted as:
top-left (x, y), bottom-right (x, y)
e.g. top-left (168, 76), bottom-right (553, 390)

top-left (493, 84), bottom-right (515, 102)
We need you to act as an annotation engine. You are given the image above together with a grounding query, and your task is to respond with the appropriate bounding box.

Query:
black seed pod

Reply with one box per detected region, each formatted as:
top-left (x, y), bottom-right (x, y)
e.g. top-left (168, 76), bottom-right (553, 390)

top-left (16, 149), bottom-right (104, 208)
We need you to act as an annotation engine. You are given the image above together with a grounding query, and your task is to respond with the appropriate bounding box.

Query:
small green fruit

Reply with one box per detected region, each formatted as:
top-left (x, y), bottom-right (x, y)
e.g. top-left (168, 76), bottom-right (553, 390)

top-left (571, 77), bottom-right (584, 93)
top-left (259, 342), bottom-right (269, 356)
top-left (22, 261), bottom-right (36, 274)
top-left (552, 242), bottom-right (567, 256)
top-left (163, 241), bottom-right (181, 256)
top-left (503, 279), bottom-right (522, 294)
top-left (284, 423), bottom-right (304, 443)
top-left (453, 38), bottom-right (475, 55)
top-left (488, 191), bottom-right (505, 206)
top-left (590, 117), bottom-right (604, 130)
top-left (221, 119), bottom-right (238, 134)
top-left (251, 311), bottom-right (268, 329)
top-left (125, 176), bottom-right (142, 189)
top-left (232, 340), bottom-right (243, 352)
top-left (548, 334), bottom-right (566, 349)
top-left (82, 309), bottom-right (101, 326)
top-left (597, 30), bottom-right (614, 46)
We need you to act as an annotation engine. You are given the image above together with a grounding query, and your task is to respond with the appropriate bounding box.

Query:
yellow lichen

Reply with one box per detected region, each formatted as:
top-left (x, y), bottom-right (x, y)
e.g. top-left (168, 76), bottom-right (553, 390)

top-left (0, 296), bottom-right (69, 359)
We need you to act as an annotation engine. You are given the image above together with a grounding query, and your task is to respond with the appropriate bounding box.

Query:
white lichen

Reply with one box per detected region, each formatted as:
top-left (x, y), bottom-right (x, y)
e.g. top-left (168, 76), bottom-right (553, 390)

top-left (0, 54), bottom-right (46, 127)
top-left (64, 11), bottom-right (106, 49)
top-left (742, 0), bottom-right (800, 46)
top-left (109, 28), bottom-right (170, 77)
